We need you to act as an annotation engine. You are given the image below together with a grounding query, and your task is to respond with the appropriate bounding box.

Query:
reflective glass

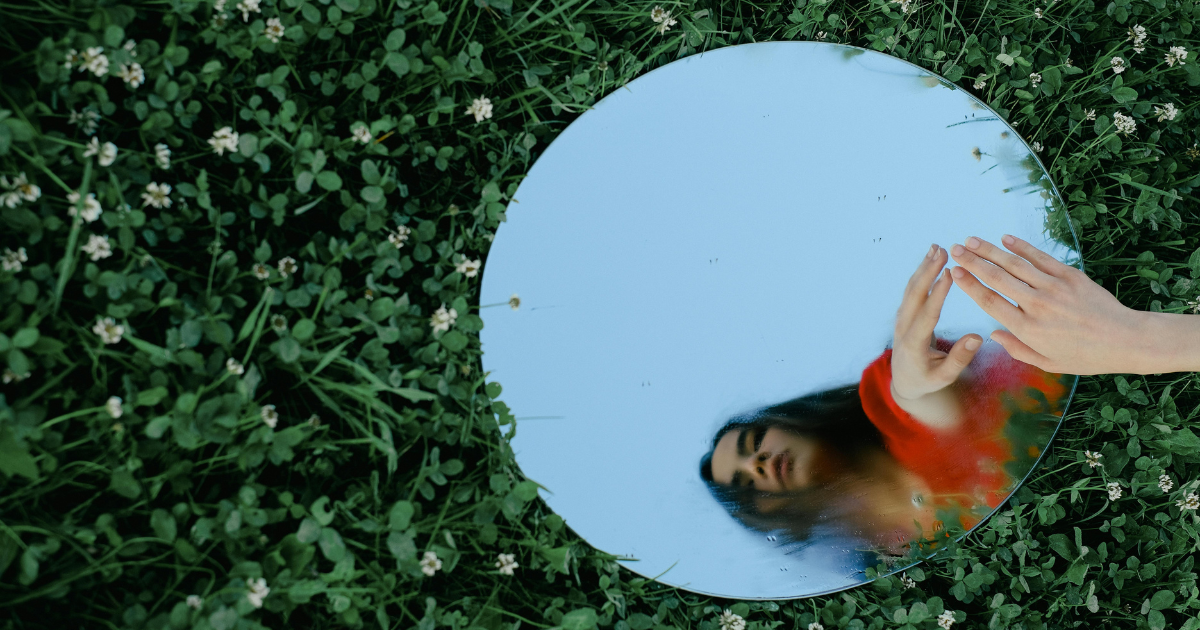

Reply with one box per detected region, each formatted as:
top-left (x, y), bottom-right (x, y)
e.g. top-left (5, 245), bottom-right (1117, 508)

top-left (479, 41), bottom-right (1080, 599)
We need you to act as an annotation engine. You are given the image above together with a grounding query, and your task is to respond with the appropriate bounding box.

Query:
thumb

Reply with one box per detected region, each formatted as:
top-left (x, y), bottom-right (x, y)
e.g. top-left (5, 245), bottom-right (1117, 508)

top-left (990, 330), bottom-right (1053, 371)
top-left (936, 335), bottom-right (982, 382)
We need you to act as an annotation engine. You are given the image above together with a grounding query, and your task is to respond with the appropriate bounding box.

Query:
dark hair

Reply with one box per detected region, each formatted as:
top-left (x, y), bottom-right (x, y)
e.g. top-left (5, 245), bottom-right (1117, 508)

top-left (698, 383), bottom-right (886, 549)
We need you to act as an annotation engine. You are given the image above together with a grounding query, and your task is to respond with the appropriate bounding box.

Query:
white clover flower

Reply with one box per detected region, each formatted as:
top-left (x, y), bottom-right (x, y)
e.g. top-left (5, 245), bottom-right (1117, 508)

top-left (307, 414), bottom-right (321, 427)
top-left (814, 31), bottom-right (827, 41)
top-left (1110, 56), bottom-right (1126, 74)
top-left (208, 126), bottom-right (240, 155)
top-left (1106, 481), bottom-right (1123, 501)
top-left (261, 404), bottom-right (279, 428)
top-left (6, 172), bottom-right (41, 203)
top-left (64, 48), bottom-right (79, 70)
top-left (1128, 25), bottom-right (1147, 53)
top-left (82, 137), bottom-right (120, 167)
top-left (388, 225), bottom-right (412, 248)
top-left (464, 96), bottom-right (494, 123)
top-left (1029, 72), bottom-right (1042, 87)
top-left (973, 74), bottom-right (987, 90)
top-left (270, 314), bottom-right (288, 333)
top-left (186, 595), bottom-right (203, 610)
top-left (79, 47), bottom-right (109, 76)
top-left (99, 141), bottom-right (118, 167)
top-left (654, 12), bottom-right (678, 33)
top-left (900, 573), bottom-right (916, 589)
top-left (141, 182), bottom-right (172, 209)
top-left (82, 234), bottom-right (113, 261)
top-left (214, 0), bottom-right (227, 11)
top-left (1178, 493), bottom-right (1200, 510)
top-left (649, 6), bottom-right (669, 22)
top-left (1030, 141), bottom-right (1043, 153)
top-left (1033, 7), bottom-right (1042, 18)
top-left (154, 143), bottom-right (171, 170)
top-left (455, 258), bottom-right (481, 278)
top-left (937, 611), bottom-right (956, 629)
top-left (2, 368), bottom-right (31, 384)
top-left (352, 124), bottom-right (373, 144)
top-left (1085, 108), bottom-right (1096, 121)
top-left (106, 396), bottom-right (123, 418)
top-left (2, 247), bottom-right (28, 272)
top-left (808, 623), bottom-right (824, 630)
top-left (116, 62), bottom-right (144, 88)
top-left (430, 304), bottom-right (458, 334)
top-left (277, 256), bottom-right (297, 278)
top-left (246, 577), bottom-right (269, 608)
top-left (420, 551), bottom-right (443, 576)
top-left (263, 17), bottom-right (285, 42)
top-left (889, 0), bottom-right (918, 15)
top-left (123, 39), bottom-right (137, 56)
top-left (83, 137), bottom-right (101, 159)
top-left (1113, 111), bottom-right (1137, 136)
top-left (1084, 450), bottom-right (1102, 468)
top-left (236, 0), bottom-right (261, 21)
top-left (509, 294), bottom-right (520, 310)
top-left (1154, 103), bottom-right (1178, 122)
top-left (69, 108), bottom-right (101, 135)
top-left (1165, 46), bottom-right (1188, 67)
top-left (93, 317), bottom-right (124, 344)
top-left (1064, 57), bottom-right (1073, 67)
top-left (363, 288), bottom-right (375, 301)
top-left (1159, 474), bottom-right (1174, 493)
top-left (226, 358), bottom-right (245, 375)
top-left (0, 191), bottom-right (18, 209)
top-left (251, 263), bottom-right (270, 280)
top-left (68, 192), bottom-right (103, 223)
top-left (495, 553), bottom-right (519, 575)
top-left (717, 610), bottom-right (746, 630)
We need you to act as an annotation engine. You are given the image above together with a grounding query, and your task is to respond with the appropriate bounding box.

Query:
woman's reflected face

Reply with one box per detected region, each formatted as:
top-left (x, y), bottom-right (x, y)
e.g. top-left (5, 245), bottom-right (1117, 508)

top-left (710, 426), bottom-right (821, 494)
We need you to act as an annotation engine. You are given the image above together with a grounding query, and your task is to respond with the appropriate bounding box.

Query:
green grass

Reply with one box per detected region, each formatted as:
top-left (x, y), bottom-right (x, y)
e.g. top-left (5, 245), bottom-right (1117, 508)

top-left (1, 0), bottom-right (1199, 628)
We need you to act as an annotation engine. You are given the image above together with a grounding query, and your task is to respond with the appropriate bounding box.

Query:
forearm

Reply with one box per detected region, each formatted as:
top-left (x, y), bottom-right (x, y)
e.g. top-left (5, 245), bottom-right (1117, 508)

top-left (890, 380), bottom-right (964, 430)
top-left (1133, 311), bottom-right (1200, 374)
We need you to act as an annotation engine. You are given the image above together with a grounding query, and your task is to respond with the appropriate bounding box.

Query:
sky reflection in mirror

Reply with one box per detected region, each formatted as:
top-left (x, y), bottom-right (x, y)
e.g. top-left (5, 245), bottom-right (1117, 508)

top-left (479, 42), bottom-right (1080, 599)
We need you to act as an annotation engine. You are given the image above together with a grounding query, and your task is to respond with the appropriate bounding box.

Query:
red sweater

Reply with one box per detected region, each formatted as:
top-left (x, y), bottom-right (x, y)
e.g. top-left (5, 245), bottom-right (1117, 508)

top-left (858, 337), bottom-right (1069, 530)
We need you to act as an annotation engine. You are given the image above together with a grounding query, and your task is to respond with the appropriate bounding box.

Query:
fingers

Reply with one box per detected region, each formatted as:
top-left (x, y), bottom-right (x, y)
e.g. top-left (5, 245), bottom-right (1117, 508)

top-left (948, 264), bottom-right (1024, 331)
top-left (932, 334), bottom-right (983, 383)
top-left (897, 245), bottom-right (948, 336)
top-left (989, 330), bottom-right (1055, 372)
top-left (949, 240), bottom-right (1041, 303)
top-left (998, 234), bottom-right (1081, 281)
top-left (912, 267), bottom-right (953, 349)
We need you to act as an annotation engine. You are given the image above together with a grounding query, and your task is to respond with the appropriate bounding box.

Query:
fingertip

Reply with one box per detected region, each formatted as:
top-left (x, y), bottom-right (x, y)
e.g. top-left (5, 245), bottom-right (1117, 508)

top-left (964, 337), bottom-right (981, 351)
top-left (1002, 234), bottom-right (1016, 247)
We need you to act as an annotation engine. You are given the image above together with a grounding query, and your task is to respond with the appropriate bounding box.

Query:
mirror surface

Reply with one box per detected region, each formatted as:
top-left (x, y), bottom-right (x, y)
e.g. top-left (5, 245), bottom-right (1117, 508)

top-left (478, 42), bottom-right (1081, 599)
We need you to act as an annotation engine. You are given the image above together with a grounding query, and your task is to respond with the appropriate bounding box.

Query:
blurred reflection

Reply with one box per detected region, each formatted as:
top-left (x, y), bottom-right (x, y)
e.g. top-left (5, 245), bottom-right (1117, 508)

top-left (700, 337), bottom-right (1069, 562)
top-left (478, 40), bottom-right (1082, 599)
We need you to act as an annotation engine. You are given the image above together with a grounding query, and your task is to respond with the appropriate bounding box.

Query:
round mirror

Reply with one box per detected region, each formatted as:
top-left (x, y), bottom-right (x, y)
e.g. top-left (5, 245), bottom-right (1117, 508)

top-left (478, 41), bottom-right (1080, 599)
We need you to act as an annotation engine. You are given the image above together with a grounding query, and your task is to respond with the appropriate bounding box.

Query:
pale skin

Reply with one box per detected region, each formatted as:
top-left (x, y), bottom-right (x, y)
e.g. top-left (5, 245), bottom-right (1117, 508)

top-left (709, 245), bottom-right (977, 546)
top-left (947, 234), bottom-right (1200, 376)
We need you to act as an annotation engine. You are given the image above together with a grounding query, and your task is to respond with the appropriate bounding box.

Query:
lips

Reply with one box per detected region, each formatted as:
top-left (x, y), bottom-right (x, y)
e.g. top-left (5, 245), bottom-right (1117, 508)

top-left (774, 453), bottom-right (790, 489)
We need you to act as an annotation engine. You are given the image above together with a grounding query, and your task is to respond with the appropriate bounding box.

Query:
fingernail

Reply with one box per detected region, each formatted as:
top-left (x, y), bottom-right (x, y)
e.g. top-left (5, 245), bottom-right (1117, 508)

top-left (1002, 234), bottom-right (1016, 246)
top-left (966, 236), bottom-right (981, 250)
top-left (926, 244), bottom-right (936, 259)
top-left (951, 266), bottom-right (965, 278)
top-left (965, 338), bottom-right (980, 351)
top-left (951, 244), bottom-right (965, 257)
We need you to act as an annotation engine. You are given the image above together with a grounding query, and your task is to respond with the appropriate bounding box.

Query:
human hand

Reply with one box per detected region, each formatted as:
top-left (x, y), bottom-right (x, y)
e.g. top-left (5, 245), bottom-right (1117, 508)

top-left (948, 234), bottom-right (1147, 375)
top-left (890, 244), bottom-right (984, 405)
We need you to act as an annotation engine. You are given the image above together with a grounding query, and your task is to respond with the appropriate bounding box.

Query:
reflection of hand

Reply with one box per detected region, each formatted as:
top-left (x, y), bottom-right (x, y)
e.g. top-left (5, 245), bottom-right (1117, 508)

top-left (891, 245), bottom-right (983, 410)
top-left (948, 235), bottom-right (1147, 375)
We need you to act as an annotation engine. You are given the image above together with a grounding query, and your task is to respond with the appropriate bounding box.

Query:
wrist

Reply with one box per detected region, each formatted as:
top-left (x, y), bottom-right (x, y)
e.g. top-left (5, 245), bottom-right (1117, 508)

top-left (1134, 311), bottom-right (1200, 374)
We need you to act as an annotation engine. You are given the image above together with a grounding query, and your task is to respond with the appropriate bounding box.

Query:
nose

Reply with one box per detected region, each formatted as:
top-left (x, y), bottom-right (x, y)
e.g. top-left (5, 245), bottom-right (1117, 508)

top-left (744, 450), bottom-right (773, 484)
